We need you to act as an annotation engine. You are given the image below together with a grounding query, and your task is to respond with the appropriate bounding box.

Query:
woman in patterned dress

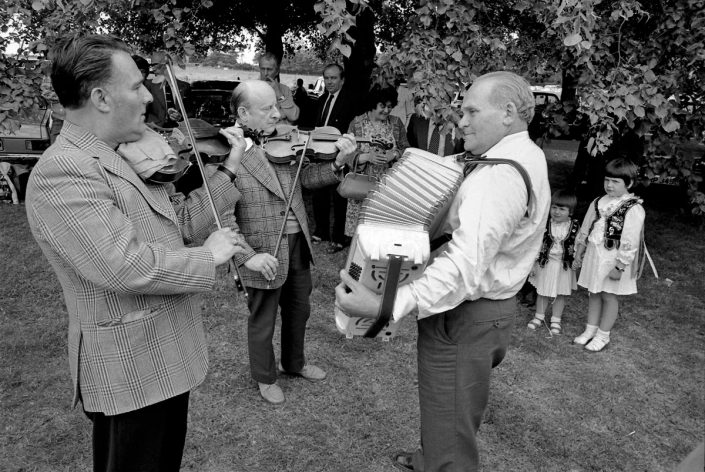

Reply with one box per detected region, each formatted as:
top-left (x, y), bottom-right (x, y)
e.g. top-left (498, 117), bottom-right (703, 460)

top-left (343, 86), bottom-right (410, 237)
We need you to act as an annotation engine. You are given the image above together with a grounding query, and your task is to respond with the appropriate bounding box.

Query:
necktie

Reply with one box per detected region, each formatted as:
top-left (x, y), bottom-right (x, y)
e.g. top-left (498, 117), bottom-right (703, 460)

top-left (320, 93), bottom-right (333, 126)
top-left (428, 126), bottom-right (441, 155)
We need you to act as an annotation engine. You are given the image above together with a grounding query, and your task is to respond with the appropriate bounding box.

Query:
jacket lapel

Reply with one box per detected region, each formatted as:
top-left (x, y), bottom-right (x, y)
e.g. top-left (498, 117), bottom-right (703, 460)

top-left (61, 123), bottom-right (178, 223)
top-left (241, 145), bottom-right (286, 200)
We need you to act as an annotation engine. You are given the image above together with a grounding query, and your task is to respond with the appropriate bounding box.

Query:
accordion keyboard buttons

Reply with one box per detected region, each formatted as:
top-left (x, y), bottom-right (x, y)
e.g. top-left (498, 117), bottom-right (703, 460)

top-left (349, 262), bottom-right (362, 281)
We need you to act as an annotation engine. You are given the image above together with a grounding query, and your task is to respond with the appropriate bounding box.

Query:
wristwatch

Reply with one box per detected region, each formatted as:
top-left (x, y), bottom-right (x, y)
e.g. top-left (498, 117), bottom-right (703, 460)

top-left (218, 165), bottom-right (237, 182)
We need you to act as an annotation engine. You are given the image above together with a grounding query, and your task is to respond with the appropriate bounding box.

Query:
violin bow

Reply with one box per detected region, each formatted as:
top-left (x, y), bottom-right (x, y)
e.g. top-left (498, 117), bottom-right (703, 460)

top-left (163, 58), bottom-right (247, 298)
top-left (266, 129), bottom-right (313, 289)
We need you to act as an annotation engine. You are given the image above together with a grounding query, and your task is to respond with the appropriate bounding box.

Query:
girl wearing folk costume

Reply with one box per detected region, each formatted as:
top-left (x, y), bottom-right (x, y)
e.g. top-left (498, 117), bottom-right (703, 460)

top-left (573, 158), bottom-right (645, 352)
top-left (527, 189), bottom-right (580, 335)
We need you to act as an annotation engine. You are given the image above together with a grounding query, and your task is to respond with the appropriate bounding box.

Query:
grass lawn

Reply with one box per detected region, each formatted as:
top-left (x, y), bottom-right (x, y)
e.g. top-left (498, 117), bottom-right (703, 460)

top-left (1, 144), bottom-right (703, 471)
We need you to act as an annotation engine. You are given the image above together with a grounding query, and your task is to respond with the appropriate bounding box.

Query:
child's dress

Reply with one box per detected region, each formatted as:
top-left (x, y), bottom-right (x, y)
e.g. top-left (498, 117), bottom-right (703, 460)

top-left (577, 193), bottom-right (645, 295)
top-left (529, 218), bottom-right (578, 297)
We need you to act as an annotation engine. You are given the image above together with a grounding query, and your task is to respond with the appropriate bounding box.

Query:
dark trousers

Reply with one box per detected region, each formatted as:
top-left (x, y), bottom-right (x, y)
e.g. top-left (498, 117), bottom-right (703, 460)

top-left (86, 391), bottom-right (190, 472)
top-left (312, 184), bottom-right (348, 244)
top-left (414, 298), bottom-right (516, 472)
top-left (246, 232), bottom-right (312, 384)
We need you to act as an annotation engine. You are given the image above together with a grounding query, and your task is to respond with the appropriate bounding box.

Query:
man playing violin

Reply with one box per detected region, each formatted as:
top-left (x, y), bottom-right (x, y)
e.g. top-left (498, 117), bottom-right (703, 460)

top-left (258, 52), bottom-right (300, 125)
top-left (226, 80), bottom-right (357, 405)
top-left (25, 34), bottom-right (246, 472)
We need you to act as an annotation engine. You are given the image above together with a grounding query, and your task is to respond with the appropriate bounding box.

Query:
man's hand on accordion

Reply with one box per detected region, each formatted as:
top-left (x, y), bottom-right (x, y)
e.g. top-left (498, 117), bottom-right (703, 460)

top-left (244, 253), bottom-right (278, 281)
top-left (334, 270), bottom-right (381, 319)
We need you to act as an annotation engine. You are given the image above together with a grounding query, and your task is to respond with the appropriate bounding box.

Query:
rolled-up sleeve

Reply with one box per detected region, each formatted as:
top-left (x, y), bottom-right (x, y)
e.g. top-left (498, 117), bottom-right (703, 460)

top-left (393, 165), bottom-right (527, 320)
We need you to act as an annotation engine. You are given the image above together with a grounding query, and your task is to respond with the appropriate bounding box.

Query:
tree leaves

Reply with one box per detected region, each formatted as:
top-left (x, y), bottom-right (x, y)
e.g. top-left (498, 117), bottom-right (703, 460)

top-left (563, 33), bottom-right (582, 46)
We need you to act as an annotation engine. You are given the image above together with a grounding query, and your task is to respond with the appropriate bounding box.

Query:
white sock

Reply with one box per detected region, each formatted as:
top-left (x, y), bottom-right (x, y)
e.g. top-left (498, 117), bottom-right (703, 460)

top-left (595, 329), bottom-right (610, 340)
top-left (584, 324), bottom-right (598, 336)
top-left (534, 313), bottom-right (545, 321)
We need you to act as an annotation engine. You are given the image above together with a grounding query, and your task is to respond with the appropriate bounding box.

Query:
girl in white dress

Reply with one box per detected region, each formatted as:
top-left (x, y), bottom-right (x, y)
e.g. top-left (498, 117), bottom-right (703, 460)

top-left (527, 189), bottom-right (579, 335)
top-left (573, 158), bottom-right (645, 352)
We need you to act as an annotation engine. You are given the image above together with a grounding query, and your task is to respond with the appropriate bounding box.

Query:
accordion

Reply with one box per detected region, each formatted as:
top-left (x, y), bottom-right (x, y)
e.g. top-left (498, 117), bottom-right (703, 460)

top-left (335, 147), bottom-right (465, 339)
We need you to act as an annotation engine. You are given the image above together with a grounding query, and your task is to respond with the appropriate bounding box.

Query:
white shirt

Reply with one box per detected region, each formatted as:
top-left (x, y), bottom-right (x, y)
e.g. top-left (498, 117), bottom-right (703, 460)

top-left (393, 131), bottom-right (551, 320)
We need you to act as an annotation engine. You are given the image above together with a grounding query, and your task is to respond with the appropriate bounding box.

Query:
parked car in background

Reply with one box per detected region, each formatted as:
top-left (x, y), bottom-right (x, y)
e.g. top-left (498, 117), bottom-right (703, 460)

top-left (0, 97), bottom-right (53, 201)
top-left (0, 97), bottom-right (52, 164)
top-left (185, 80), bottom-right (239, 127)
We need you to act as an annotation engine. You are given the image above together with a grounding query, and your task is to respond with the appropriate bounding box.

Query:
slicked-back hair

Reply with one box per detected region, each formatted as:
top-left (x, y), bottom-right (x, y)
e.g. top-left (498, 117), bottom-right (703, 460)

top-left (604, 157), bottom-right (639, 188)
top-left (323, 63), bottom-right (345, 79)
top-left (50, 34), bottom-right (131, 109)
top-left (477, 71), bottom-right (536, 123)
top-left (551, 188), bottom-right (578, 214)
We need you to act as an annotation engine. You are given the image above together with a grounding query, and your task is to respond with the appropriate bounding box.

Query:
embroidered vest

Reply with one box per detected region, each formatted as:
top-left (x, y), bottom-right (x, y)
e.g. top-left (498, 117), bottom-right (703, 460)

top-left (537, 217), bottom-right (579, 270)
top-left (587, 196), bottom-right (643, 250)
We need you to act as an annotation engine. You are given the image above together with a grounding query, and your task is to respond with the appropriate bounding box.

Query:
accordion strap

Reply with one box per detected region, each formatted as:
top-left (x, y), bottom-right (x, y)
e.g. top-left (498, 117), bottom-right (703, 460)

top-left (364, 254), bottom-right (404, 338)
top-left (467, 158), bottom-right (533, 211)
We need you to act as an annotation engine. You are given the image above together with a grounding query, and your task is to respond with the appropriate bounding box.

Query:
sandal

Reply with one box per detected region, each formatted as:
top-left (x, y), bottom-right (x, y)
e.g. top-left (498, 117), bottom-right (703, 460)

top-left (573, 330), bottom-right (596, 345)
top-left (527, 317), bottom-right (543, 330)
top-left (585, 336), bottom-right (610, 352)
top-left (390, 451), bottom-right (414, 471)
top-left (550, 322), bottom-right (562, 335)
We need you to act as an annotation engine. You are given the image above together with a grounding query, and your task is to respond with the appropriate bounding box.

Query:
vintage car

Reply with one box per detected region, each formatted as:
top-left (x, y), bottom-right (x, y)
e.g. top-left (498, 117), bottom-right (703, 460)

top-left (185, 79), bottom-right (239, 127)
top-left (0, 97), bottom-right (53, 164)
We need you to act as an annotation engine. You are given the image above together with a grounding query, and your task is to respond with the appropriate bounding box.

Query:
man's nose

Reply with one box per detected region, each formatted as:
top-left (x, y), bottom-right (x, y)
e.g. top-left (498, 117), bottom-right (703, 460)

top-left (142, 85), bottom-right (153, 104)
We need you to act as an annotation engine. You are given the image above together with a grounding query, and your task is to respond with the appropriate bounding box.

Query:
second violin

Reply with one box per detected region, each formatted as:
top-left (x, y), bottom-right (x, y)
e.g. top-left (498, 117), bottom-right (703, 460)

top-left (261, 125), bottom-right (391, 165)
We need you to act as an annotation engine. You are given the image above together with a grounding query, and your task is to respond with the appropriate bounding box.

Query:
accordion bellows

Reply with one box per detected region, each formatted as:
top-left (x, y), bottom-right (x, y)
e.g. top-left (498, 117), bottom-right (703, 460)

top-left (335, 147), bottom-right (465, 339)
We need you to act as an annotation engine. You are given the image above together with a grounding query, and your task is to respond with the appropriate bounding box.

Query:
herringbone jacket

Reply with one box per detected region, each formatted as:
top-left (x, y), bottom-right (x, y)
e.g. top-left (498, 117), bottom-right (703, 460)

top-left (232, 144), bottom-right (340, 289)
top-left (25, 122), bottom-right (240, 415)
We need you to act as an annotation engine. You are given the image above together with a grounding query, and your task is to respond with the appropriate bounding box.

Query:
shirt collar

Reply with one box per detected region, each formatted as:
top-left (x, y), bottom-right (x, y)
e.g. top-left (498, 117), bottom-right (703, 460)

top-left (484, 131), bottom-right (531, 158)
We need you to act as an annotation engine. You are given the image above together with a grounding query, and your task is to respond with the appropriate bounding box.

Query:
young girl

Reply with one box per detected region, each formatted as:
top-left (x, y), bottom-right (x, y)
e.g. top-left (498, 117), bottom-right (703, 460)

top-left (527, 189), bottom-right (580, 335)
top-left (573, 158), bottom-right (645, 352)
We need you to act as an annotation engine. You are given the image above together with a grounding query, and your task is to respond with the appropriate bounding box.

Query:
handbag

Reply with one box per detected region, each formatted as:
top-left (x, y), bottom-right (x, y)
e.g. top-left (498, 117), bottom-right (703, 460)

top-left (336, 154), bottom-right (378, 200)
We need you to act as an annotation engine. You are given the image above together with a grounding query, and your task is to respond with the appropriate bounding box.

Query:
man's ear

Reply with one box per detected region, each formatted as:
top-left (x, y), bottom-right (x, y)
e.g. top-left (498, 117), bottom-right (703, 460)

top-left (502, 101), bottom-right (517, 126)
top-left (237, 106), bottom-right (248, 123)
top-left (90, 87), bottom-right (111, 113)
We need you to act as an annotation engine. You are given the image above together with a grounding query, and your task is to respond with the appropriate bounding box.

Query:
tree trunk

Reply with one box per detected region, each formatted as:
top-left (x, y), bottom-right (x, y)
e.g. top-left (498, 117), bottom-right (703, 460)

top-left (343, 3), bottom-right (376, 117)
top-left (262, 0), bottom-right (285, 63)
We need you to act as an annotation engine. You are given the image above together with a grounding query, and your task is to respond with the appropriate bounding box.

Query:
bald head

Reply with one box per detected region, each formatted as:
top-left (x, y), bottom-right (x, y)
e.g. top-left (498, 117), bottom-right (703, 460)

top-left (230, 80), bottom-right (280, 134)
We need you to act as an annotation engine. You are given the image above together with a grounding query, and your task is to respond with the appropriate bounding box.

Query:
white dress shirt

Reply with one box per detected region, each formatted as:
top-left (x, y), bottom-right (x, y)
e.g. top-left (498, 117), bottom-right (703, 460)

top-left (392, 131), bottom-right (551, 320)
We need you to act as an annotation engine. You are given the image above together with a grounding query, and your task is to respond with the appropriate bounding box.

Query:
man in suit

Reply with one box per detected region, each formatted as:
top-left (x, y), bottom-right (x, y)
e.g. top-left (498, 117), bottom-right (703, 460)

top-left (229, 80), bottom-right (357, 404)
top-left (25, 35), bottom-right (245, 472)
top-left (407, 100), bottom-right (465, 157)
top-left (311, 63), bottom-right (358, 252)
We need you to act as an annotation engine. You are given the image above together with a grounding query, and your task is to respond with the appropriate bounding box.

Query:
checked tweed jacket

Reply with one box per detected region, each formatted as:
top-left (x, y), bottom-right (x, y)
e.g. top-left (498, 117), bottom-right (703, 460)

top-left (232, 144), bottom-right (340, 289)
top-left (25, 122), bottom-right (240, 416)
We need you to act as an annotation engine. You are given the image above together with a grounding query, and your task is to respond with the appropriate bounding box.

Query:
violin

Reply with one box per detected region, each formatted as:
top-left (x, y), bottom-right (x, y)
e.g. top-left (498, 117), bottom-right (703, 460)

top-left (257, 124), bottom-right (392, 165)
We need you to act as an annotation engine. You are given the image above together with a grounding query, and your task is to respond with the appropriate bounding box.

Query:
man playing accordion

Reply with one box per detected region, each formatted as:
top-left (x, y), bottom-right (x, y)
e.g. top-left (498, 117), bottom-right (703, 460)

top-left (336, 71), bottom-right (551, 472)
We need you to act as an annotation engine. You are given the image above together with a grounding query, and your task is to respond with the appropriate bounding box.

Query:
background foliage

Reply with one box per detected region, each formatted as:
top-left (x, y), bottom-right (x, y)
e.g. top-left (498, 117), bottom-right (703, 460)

top-left (1, 0), bottom-right (703, 212)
